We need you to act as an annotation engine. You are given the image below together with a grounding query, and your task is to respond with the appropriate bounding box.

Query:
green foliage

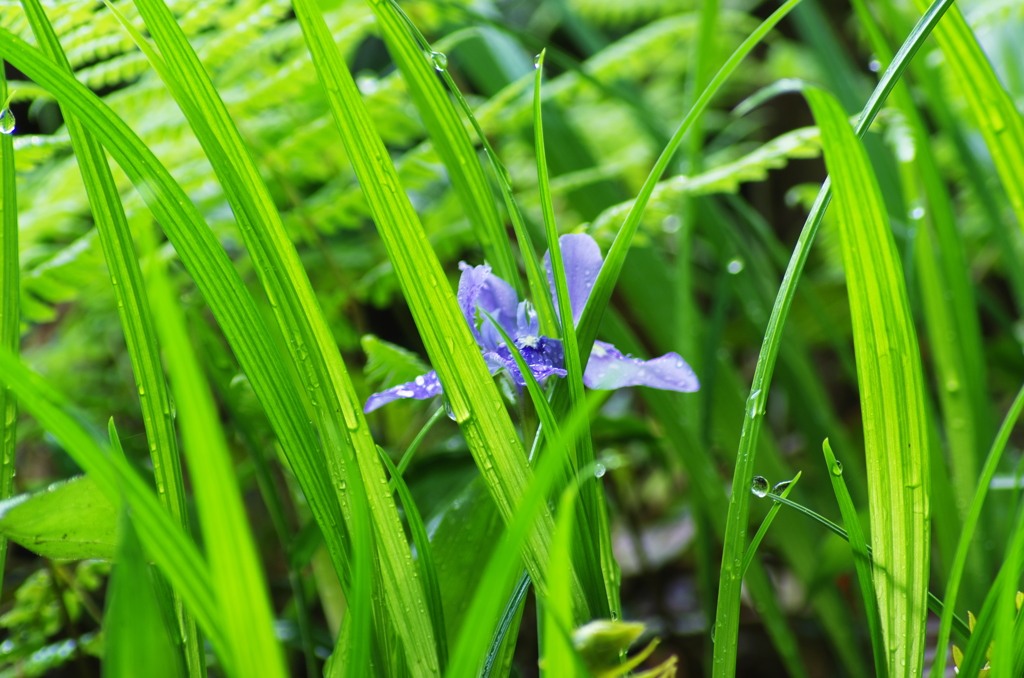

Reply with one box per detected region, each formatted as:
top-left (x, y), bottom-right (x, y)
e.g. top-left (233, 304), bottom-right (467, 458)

top-left (0, 476), bottom-right (116, 560)
top-left (3, 0), bottom-right (1024, 675)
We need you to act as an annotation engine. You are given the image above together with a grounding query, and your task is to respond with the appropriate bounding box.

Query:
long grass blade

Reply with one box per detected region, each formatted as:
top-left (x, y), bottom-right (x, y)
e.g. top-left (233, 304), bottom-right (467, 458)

top-left (534, 49), bottom-right (611, 619)
top-left (17, 3), bottom-right (203, 672)
top-left (142, 223), bottom-right (287, 678)
top-left (0, 61), bottom-right (18, 590)
top-left (290, 0), bottom-right (588, 626)
top-left (709, 0), bottom-right (956, 671)
top-left (115, 0), bottom-right (434, 669)
top-left (0, 25), bottom-right (359, 668)
top-left (0, 349), bottom-right (228, 663)
top-left (366, 0), bottom-right (518, 289)
top-left (805, 84), bottom-right (930, 677)
top-left (931, 382), bottom-right (1024, 677)
top-left (907, 0), bottom-right (1024, 232)
top-left (822, 439), bottom-right (887, 678)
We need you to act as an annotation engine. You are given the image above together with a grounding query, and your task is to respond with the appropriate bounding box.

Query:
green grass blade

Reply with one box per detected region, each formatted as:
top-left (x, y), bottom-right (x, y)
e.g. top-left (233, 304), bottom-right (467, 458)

top-left (379, 447), bottom-right (449, 672)
top-left (0, 27), bottom-right (354, 655)
top-left (804, 84), bottom-right (930, 677)
top-left (17, 3), bottom-right (203, 672)
top-left (114, 0), bottom-right (436, 668)
top-left (543, 484), bottom-right (581, 678)
top-left (0, 61), bottom-right (18, 591)
top-left (534, 50), bottom-right (611, 619)
top-left (822, 439), bottom-right (887, 678)
top-left (290, 0), bottom-right (587, 628)
top-left (481, 571), bottom-right (530, 678)
top-left (710, 0), bottom-right (955, 671)
top-left (0, 349), bottom-right (229, 664)
top-left (104, 508), bottom-right (183, 678)
top-left (366, 0), bottom-right (517, 288)
top-left (444, 393), bottom-right (608, 678)
top-left (931, 382), bottom-right (1024, 677)
top-left (765, 491), bottom-right (971, 645)
top-left (142, 224), bottom-right (287, 678)
top-left (740, 472), bottom-right (800, 578)
top-left (575, 0), bottom-right (804, 356)
top-left (907, 0), bottom-right (1024, 233)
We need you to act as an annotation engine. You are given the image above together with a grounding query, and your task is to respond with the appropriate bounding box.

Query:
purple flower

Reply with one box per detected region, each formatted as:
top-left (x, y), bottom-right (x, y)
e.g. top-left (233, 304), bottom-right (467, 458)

top-left (364, 234), bottom-right (699, 412)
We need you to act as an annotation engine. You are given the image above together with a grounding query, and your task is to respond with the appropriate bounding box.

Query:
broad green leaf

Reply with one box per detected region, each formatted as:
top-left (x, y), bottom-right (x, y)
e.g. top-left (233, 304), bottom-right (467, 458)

top-left (103, 509), bottom-right (183, 678)
top-left (806, 86), bottom-right (929, 677)
top-left (0, 475), bottom-right (116, 560)
top-left (290, 0), bottom-right (588, 629)
top-left (142, 221), bottom-right (286, 678)
top-left (17, 2), bottom-right (203, 672)
top-left (709, 0), bottom-right (956, 671)
top-left (0, 52), bottom-right (18, 591)
top-left (0, 349), bottom-right (228, 665)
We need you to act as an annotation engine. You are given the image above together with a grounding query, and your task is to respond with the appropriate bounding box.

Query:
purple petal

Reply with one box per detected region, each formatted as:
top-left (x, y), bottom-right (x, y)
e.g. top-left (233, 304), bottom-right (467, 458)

top-left (544, 234), bottom-right (603, 326)
top-left (489, 336), bottom-right (567, 386)
top-left (458, 262), bottom-right (519, 351)
top-left (583, 341), bottom-right (699, 392)
top-left (364, 371), bottom-right (443, 412)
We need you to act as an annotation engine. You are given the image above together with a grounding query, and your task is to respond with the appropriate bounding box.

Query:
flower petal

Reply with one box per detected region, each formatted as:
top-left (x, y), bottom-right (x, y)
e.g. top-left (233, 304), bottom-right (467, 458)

top-left (364, 371), bottom-right (443, 412)
top-left (458, 262), bottom-right (519, 351)
top-left (544, 233), bottom-right (603, 326)
top-left (489, 336), bottom-right (567, 386)
top-left (583, 341), bottom-right (699, 392)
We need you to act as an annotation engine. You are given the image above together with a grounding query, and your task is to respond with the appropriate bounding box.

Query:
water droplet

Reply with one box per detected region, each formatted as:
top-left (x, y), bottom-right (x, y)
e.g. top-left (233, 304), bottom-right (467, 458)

top-left (444, 399), bottom-right (457, 421)
top-left (138, 385), bottom-right (145, 396)
top-left (868, 59), bottom-right (882, 73)
top-left (831, 460), bottom-right (844, 476)
top-left (661, 214), bottom-right (681, 233)
top-left (747, 389), bottom-right (764, 418)
top-left (909, 206), bottom-right (925, 220)
top-left (710, 623), bottom-right (716, 643)
top-left (594, 462), bottom-right (606, 478)
top-left (727, 258), bottom-right (744, 274)
top-left (750, 476), bottom-right (769, 498)
top-left (0, 109), bottom-right (14, 135)
top-left (946, 378), bottom-right (960, 393)
top-left (430, 51), bottom-right (448, 71)
top-left (534, 54), bottom-right (542, 69)
top-left (771, 480), bottom-right (791, 495)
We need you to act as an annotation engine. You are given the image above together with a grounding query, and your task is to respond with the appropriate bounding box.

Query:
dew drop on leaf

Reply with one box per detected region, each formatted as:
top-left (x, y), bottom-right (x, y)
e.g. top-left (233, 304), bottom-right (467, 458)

top-left (750, 476), bottom-right (769, 498)
top-left (0, 109), bottom-right (13, 135)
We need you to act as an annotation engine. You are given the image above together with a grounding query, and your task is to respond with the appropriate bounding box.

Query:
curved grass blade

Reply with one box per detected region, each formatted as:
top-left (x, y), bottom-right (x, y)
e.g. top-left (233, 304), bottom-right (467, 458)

top-left (17, 3), bottom-right (203, 672)
top-left (804, 84), bottom-right (930, 678)
top-left (907, 0), bottom-right (1024, 232)
top-left (765, 491), bottom-right (971, 646)
top-left (543, 483), bottom-right (581, 678)
top-left (708, 0), bottom-right (956, 671)
top-left (822, 439), bottom-right (886, 678)
top-left (740, 472), bottom-right (800, 578)
top-left (444, 392), bottom-right (608, 678)
top-left (0, 26), bottom-right (359, 669)
top-left (0, 349), bottom-right (229, 665)
top-left (395, 406), bottom-right (445, 478)
top-left (367, 0), bottom-right (517, 289)
top-left (931, 382), bottom-right (1024, 677)
top-left (290, 0), bottom-right (586, 627)
top-left (143, 224), bottom-right (287, 678)
top-left (0, 62), bottom-right (18, 590)
top-left (378, 446), bottom-right (448, 672)
top-left (114, 0), bottom-right (435, 669)
top-left (480, 571), bottom-right (530, 678)
top-left (534, 49), bottom-right (611, 619)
